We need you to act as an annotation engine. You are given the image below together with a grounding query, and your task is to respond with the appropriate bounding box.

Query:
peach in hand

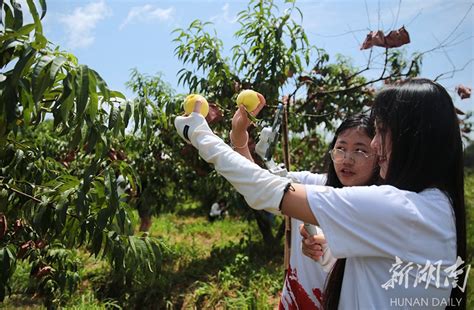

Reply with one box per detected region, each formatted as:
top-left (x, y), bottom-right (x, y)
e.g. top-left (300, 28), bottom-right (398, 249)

top-left (183, 94), bottom-right (209, 117)
top-left (236, 90), bottom-right (259, 112)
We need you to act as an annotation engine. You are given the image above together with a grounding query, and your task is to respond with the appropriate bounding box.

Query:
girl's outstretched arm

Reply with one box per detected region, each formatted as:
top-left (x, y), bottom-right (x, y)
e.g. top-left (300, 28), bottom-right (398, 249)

top-left (281, 183), bottom-right (318, 225)
top-left (174, 99), bottom-right (319, 224)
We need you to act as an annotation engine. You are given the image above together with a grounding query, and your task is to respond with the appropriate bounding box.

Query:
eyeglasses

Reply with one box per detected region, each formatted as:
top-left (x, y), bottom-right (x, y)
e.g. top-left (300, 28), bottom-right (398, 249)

top-left (329, 148), bottom-right (375, 164)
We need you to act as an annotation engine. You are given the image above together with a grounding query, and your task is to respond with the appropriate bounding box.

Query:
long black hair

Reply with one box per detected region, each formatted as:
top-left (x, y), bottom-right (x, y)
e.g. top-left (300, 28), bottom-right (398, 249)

top-left (370, 78), bottom-right (466, 309)
top-left (323, 114), bottom-right (378, 310)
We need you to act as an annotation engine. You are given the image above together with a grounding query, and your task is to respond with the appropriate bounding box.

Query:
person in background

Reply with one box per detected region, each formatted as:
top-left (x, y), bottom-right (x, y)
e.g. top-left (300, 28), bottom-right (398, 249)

top-left (208, 199), bottom-right (228, 222)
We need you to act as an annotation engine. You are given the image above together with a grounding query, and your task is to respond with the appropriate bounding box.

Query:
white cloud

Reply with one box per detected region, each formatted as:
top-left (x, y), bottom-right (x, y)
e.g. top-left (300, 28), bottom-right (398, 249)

top-left (119, 5), bottom-right (174, 30)
top-left (210, 3), bottom-right (237, 24)
top-left (58, 0), bottom-right (111, 49)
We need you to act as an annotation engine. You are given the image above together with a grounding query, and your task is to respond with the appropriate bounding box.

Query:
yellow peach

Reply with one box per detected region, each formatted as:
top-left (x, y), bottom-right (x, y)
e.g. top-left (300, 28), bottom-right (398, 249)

top-left (183, 94), bottom-right (209, 117)
top-left (236, 90), bottom-right (259, 112)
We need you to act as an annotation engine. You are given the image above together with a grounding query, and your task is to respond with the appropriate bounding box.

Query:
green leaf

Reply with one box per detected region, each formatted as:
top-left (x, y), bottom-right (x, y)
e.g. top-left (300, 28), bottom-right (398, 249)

top-left (91, 229), bottom-right (103, 257)
top-left (108, 105), bottom-right (118, 129)
top-left (26, 0), bottom-right (42, 34)
top-left (133, 100), bottom-right (140, 133)
top-left (108, 169), bottom-right (119, 213)
top-left (55, 201), bottom-right (68, 231)
top-left (123, 101), bottom-right (132, 128)
top-left (109, 90), bottom-right (125, 100)
top-left (56, 81), bottom-right (74, 128)
top-left (91, 69), bottom-right (110, 101)
top-left (54, 89), bottom-right (74, 127)
top-left (87, 69), bottom-right (98, 119)
top-left (128, 236), bottom-right (137, 257)
top-left (113, 112), bottom-right (122, 137)
top-left (113, 245), bottom-right (125, 270)
top-left (116, 208), bottom-right (127, 233)
top-left (11, 46), bottom-right (35, 88)
top-left (3, 2), bottom-right (14, 30)
top-left (143, 238), bottom-right (157, 273)
top-left (0, 23), bottom-right (35, 43)
top-left (96, 208), bottom-right (110, 231)
top-left (75, 65), bottom-right (89, 121)
top-left (85, 127), bottom-right (99, 153)
top-left (38, 0), bottom-right (47, 19)
top-left (49, 56), bottom-right (67, 81)
top-left (70, 125), bottom-right (82, 148)
top-left (11, 0), bottom-right (23, 30)
top-left (19, 83), bottom-right (34, 124)
top-left (32, 54), bottom-right (54, 103)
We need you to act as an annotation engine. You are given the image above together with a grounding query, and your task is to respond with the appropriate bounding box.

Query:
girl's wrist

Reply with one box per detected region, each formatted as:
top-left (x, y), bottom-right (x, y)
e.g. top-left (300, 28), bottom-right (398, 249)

top-left (230, 130), bottom-right (249, 149)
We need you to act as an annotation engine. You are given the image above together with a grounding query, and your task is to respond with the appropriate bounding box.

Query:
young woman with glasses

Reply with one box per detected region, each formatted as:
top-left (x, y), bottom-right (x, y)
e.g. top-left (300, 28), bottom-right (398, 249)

top-left (232, 103), bottom-right (379, 308)
top-left (175, 78), bottom-right (466, 309)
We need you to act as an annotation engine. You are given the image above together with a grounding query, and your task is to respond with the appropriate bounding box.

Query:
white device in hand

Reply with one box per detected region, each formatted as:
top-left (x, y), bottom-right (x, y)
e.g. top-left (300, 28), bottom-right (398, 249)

top-left (304, 223), bottom-right (318, 236)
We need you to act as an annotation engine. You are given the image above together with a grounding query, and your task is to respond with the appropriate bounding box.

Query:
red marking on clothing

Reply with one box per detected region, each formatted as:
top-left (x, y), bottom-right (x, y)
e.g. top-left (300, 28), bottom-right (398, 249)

top-left (278, 265), bottom-right (322, 310)
top-left (313, 287), bottom-right (323, 305)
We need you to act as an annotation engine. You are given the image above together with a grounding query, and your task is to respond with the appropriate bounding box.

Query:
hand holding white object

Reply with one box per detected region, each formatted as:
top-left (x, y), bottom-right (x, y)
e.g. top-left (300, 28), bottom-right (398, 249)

top-left (300, 224), bottom-right (337, 272)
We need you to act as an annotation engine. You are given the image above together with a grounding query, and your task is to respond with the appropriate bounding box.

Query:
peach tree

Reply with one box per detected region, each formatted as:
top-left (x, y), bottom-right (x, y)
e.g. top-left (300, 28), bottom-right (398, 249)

top-left (0, 0), bottom-right (165, 306)
top-left (170, 0), bottom-right (421, 243)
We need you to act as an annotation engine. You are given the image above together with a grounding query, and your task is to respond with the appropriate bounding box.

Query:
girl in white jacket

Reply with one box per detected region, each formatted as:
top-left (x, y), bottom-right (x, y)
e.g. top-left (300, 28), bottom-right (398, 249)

top-left (232, 105), bottom-right (378, 309)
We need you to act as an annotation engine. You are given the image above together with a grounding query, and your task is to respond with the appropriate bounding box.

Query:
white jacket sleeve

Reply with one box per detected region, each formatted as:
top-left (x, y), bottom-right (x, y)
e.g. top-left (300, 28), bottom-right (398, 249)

top-left (175, 112), bottom-right (291, 214)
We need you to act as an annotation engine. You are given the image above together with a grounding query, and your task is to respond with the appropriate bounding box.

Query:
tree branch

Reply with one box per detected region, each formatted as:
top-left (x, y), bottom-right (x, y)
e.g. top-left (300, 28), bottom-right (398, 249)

top-left (0, 180), bottom-right (80, 220)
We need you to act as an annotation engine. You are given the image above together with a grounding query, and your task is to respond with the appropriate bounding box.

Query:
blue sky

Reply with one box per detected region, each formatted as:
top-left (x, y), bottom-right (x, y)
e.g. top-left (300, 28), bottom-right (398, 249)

top-left (29, 0), bottom-right (473, 115)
